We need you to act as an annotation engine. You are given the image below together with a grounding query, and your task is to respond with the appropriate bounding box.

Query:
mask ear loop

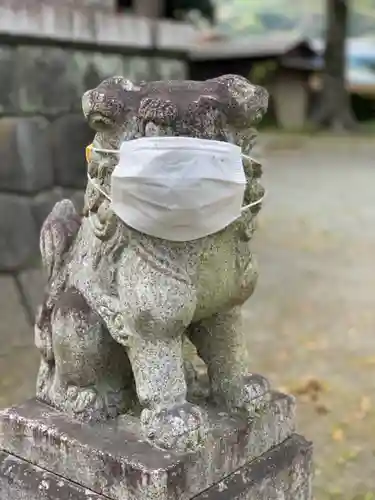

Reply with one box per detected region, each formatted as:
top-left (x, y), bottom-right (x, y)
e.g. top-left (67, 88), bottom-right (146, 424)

top-left (241, 193), bottom-right (265, 212)
top-left (86, 145), bottom-right (117, 222)
top-left (87, 172), bottom-right (111, 202)
top-left (90, 147), bottom-right (120, 155)
top-left (85, 173), bottom-right (112, 232)
top-left (240, 154), bottom-right (266, 213)
top-left (86, 144), bottom-right (114, 202)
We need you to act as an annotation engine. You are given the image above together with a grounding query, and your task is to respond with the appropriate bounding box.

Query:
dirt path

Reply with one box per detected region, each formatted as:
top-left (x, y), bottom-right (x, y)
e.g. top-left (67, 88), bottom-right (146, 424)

top-left (244, 136), bottom-right (375, 500)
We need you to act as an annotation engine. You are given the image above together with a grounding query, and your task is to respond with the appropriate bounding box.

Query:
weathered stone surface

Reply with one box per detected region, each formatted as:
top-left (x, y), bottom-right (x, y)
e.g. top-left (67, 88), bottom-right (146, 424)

top-left (0, 435), bottom-right (312, 500)
top-left (24, 0), bottom-right (116, 8)
top-left (156, 19), bottom-right (197, 52)
top-left (0, 2), bottom-right (153, 48)
top-left (31, 188), bottom-right (84, 231)
top-left (71, 0), bottom-right (116, 9)
top-left (0, 194), bottom-right (39, 271)
top-left (72, 52), bottom-right (127, 106)
top-left (14, 47), bottom-right (152, 115)
top-left (123, 55), bottom-right (152, 82)
top-left (50, 114), bottom-right (93, 188)
top-left (195, 434), bottom-right (313, 500)
top-left (0, 393), bottom-right (295, 500)
top-left (62, 189), bottom-right (85, 213)
top-left (0, 451), bottom-right (102, 500)
top-left (18, 268), bottom-right (46, 317)
top-left (16, 47), bottom-right (81, 115)
top-left (15, 48), bottom-right (122, 114)
top-left (154, 58), bottom-right (187, 80)
top-left (74, 53), bottom-right (152, 91)
top-left (0, 44), bottom-right (182, 116)
top-left (31, 188), bottom-right (64, 230)
top-left (0, 117), bottom-right (53, 193)
top-left (0, 46), bottom-right (17, 113)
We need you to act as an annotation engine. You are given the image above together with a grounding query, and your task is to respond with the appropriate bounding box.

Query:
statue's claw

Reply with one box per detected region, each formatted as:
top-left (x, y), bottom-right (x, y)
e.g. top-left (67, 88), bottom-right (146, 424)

top-left (141, 402), bottom-right (207, 452)
top-left (216, 374), bottom-right (271, 418)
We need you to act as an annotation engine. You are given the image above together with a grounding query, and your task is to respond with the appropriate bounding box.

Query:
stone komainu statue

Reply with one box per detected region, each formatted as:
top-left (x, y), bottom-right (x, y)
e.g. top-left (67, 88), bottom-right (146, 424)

top-left (35, 75), bottom-right (269, 451)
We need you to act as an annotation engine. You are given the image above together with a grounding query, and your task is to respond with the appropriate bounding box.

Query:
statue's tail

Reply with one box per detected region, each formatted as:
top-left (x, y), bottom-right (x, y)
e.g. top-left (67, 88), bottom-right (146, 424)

top-left (35, 200), bottom-right (81, 365)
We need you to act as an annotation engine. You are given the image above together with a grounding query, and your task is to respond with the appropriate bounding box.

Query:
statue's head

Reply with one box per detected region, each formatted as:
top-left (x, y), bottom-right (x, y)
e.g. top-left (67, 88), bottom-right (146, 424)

top-left (82, 76), bottom-right (139, 131)
top-left (82, 75), bottom-right (268, 242)
top-left (82, 74), bottom-right (268, 143)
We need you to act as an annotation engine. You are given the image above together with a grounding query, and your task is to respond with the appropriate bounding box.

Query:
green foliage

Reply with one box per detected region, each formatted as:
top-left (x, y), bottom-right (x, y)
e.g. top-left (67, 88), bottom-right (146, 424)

top-left (249, 60), bottom-right (278, 86)
top-left (212, 0), bottom-right (375, 37)
top-left (165, 0), bottom-right (215, 22)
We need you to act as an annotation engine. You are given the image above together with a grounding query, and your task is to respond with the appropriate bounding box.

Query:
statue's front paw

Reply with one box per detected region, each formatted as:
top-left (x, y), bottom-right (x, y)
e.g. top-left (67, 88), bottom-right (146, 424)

top-left (141, 402), bottom-right (207, 452)
top-left (62, 386), bottom-right (130, 422)
top-left (222, 374), bottom-right (271, 417)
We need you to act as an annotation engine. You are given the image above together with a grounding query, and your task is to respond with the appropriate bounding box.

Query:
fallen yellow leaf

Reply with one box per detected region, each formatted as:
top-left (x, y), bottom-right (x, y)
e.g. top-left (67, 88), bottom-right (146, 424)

top-left (291, 377), bottom-right (328, 401)
top-left (332, 427), bottom-right (344, 442)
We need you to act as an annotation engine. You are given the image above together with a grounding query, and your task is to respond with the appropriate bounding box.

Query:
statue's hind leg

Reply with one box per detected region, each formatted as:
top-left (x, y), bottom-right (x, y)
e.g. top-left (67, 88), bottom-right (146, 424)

top-left (41, 287), bottom-right (135, 421)
top-left (187, 306), bottom-right (270, 415)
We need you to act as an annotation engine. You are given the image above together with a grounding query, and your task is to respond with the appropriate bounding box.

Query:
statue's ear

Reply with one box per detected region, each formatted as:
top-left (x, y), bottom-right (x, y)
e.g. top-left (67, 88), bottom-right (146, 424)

top-left (242, 84), bottom-right (269, 125)
top-left (118, 78), bottom-right (141, 92)
top-left (139, 97), bottom-right (178, 125)
top-left (99, 76), bottom-right (139, 92)
top-left (210, 74), bottom-right (269, 128)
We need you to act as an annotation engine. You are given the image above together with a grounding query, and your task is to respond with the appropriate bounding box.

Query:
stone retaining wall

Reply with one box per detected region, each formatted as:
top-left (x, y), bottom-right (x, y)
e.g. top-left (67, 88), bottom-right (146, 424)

top-left (0, 3), bottom-right (190, 370)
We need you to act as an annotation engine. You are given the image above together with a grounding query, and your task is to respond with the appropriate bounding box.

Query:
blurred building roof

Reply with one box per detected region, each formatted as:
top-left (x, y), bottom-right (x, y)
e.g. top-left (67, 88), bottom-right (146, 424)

top-left (189, 33), bottom-right (317, 61)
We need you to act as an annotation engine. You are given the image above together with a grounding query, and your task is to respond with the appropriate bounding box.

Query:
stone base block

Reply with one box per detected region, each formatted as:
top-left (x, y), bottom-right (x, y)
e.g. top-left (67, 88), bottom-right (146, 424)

top-left (0, 451), bottom-right (102, 500)
top-left (0, 435), bottom-right (312, 500)
top-left (0, 395), bottom-right (312, 500)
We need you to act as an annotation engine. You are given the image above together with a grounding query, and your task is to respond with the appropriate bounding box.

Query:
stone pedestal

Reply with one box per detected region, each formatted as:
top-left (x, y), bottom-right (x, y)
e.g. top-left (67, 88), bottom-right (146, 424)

top-left (0, 393), bottom-right (312, 500)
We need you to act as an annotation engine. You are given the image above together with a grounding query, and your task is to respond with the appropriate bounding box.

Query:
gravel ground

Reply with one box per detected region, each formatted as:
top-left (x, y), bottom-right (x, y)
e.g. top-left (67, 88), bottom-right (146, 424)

top-left (244, 135), bottom-right (375, 500)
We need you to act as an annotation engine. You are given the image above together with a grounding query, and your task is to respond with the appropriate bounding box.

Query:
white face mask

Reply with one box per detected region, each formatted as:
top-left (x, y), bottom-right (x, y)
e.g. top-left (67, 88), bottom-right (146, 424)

top-left (86, 136), bottom-right (264, 242)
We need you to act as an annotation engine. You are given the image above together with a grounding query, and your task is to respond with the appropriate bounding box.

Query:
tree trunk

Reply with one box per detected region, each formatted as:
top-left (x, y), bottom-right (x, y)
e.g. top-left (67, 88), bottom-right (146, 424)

top-left (311, 0), bottom-right (356, 130)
